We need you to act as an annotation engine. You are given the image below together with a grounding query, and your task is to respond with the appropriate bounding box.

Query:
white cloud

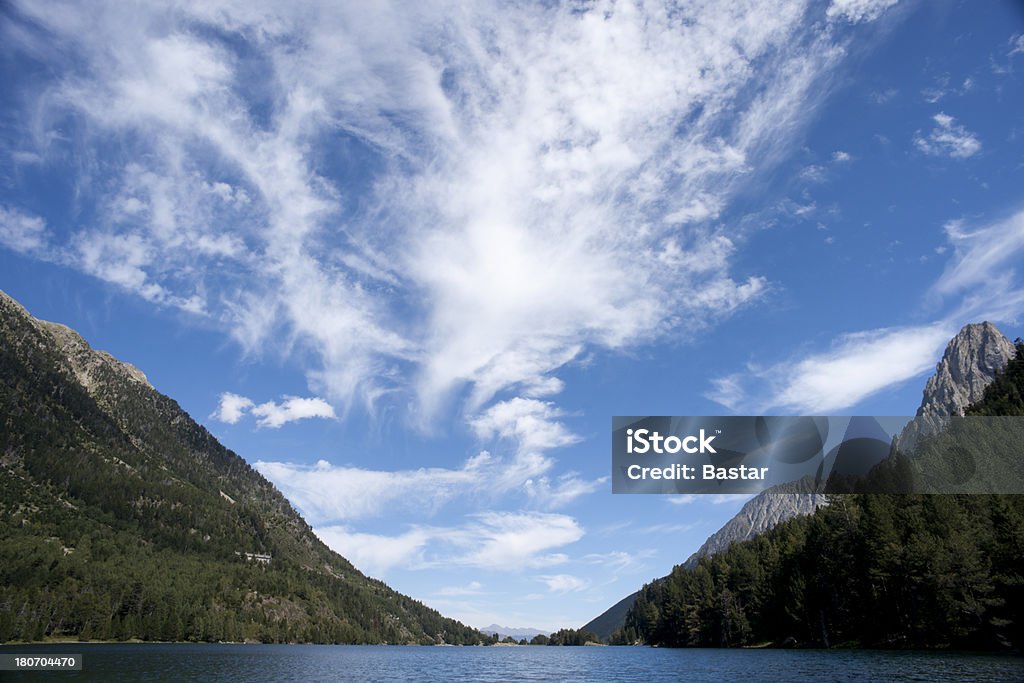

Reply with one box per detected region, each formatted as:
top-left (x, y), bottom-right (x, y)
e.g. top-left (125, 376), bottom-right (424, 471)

top-left (931, 209), bottom-right (1024, 323)
top-left (436, 581), bottom-right (484, 597)
top-left (314, 511), bottom-right (584, 577)
top-left (710, 493), bottom-right (759, 505)
top-left (0, 206), bottom-right (48, 255)
top-left (537, 574), bottom-right (588, 594)
top-left (525, 473), bottom-right (607, 509)
top-left (710, 323), bottom-right (955, 413)
top-left (10, 150), bottom-right (43, 165)
top-left (832, 150), bottom-right (852, 163)
top-left (638, 522), bottom-right (701, 534)
top-left (932, 210), bottom-right (1024, 300)
top-left (582, 550), bottom-right (655, 576)
top-left (470, 398), bottom-right (579, 454)
top-left (315, 526), bottom-right (433, 577)
top-left (465, 397), bottom-right (604, 507)
top-left (666, 494), bottom-right (699, 506)
top-left (921, 76), bottom-right (950, 104)
top-left (251, 396), bottom-right (336, 428)
top-left (211, 392), bottom-right (254, 424)
top-left (256, 433), bottom-right (598, 524)
top-left (72, 230), bottom-right (206, 313)
top-left (255, 456), bottom-right (485, 523)
top-left (794, 202), bottom-right (817, 217)
top-left (1010, 34), bottom-right (1024, 58)
top-left (450, 512), bottom-right (583, 571)
top-left (800, 165), bottom-right (828, 183)
top-left (5, 2), bottom-right (922, 552)
top-left (826, 0), bottom-right (900, 24)
top-left (73, 232), bottom-right (163, 300)
top-left (213, 393), bottom-right (335, 427)
top-left (710, 208), bottom-right (1024, 414)
top-left (913, 113), bottom-right (981, 159)
top-left (870, 87), bottom-right (899, 104)
top-left (4, 0), bottom-right (856, 422)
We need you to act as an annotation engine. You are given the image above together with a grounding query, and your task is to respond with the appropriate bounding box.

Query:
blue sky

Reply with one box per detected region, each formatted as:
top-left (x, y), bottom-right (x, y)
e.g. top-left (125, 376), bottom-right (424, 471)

top-left (1, 0), bottom-right (1023, 632)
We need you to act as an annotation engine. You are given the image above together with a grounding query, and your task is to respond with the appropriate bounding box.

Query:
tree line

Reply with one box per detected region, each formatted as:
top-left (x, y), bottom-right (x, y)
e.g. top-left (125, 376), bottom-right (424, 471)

top-left (615, 343), bottom-right (1024, 650)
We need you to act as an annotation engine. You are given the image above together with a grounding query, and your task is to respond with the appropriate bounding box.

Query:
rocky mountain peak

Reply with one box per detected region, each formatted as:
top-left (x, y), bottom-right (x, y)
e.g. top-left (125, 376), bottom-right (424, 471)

top-left (586, 321), bottom-right (1018, 641)
top-left (917, 321), bottom-right (1015, 417)
top-left (37, 319), bottom-right (153, 393)
top-left (0, 289), bottom-right (152, 393)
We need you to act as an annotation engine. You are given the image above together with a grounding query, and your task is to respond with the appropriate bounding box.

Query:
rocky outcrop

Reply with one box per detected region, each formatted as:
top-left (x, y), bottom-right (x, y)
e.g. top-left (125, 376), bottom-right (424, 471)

top-left (36, 319), bottom-right (153, 392)
top-left (693, 323), bottom-right (1014, 567)
top-left (897, 322), bottom-right (1014, 451)
top-left (917, 322), bottom-right (1015, 417)
top-left (682, 486), bottom-right (823, 569)
top-left (584, 321), bottom-right (1016, 641)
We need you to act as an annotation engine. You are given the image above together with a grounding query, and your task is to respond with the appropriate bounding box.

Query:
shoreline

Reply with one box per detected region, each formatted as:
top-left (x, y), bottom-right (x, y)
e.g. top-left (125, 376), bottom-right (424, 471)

top-left (1, 640), bottom-right (1019, 655)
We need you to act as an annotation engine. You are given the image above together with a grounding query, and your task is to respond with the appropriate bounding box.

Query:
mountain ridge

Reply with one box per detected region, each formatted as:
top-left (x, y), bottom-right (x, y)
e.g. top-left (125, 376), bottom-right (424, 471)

top-left (583, 321), bottom-right (1017, 642)
top-left (616, 336), bottom-right (1024, 649)
top-left (0, 289), bottom-right (482, 644)
top-left (479, 624), bottom-right (549, 639)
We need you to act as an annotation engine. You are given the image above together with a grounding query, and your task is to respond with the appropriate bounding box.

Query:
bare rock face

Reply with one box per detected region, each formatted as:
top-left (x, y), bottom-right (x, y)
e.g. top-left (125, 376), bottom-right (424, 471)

top-left (897, 322), bottom-right (1015, 451)
top-left (683, 323), bottom-right (1015, 571)
top-left (37, 320), bottom-right (153, 393)
top-left (0, 290), bottom-right (153, 396)
top-left (682, 489), bottom-right (823, 569)
top-left (587, 322), bottom-right (1016, 640)
top-left (916, 322), bottom-right (1015, 417)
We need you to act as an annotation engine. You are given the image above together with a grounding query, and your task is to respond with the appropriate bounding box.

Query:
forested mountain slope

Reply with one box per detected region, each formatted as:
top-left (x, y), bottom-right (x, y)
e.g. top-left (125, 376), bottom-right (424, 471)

top-left (0, 290), bottom-right (481, 644)
top-left (585, 322), bottom-right (1015, 642)
top-left (616, 341), bottom-right (1024, 649)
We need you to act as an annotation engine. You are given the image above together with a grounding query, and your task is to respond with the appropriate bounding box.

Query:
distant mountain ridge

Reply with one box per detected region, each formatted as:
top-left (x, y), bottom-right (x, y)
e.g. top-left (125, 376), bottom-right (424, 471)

top-left (479, 624), bottom-right (549, 639)
top-left (582, 321), bottom-right (1016, 642)
top-left (0, 290), bottom-right (481, 644)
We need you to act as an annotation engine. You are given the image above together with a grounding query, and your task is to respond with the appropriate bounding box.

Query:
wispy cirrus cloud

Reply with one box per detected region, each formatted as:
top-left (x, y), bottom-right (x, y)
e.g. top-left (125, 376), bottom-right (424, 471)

top-left (314, 526), bottom-right (434, 577)
top-left (525, 473), bottom-right (607, 510)
top-left (933, 210), bottom-right (1024, 324)
top-left (826, 0), bottom-right (901, 24)
top-left (537, 574), bottom-right (588, 594)
top-left (582, 549), bottom-right (657, 579)
top-left (709, 323), bottom-right (954, 413)
top-left (255, 395), bottom-right (604, 524)
top-left (315, 511), bottom-right (584, 577)
top-left (255, 456), bottom-right (491, 523)
top-left (1009, 34), bottom-right (1024, 59)
top-left (256, 449), bottom-right (599, 526)
top-left (933, 212), bottom-right (1024, 302)
top-left (435, 581), bottom-right (484, 597)
top-left (709, 207), bottom-right (1024, 414)
top-left (470, 398), bottom-right (580, 454)
top-left (1, 0), bottom-right (875, 424)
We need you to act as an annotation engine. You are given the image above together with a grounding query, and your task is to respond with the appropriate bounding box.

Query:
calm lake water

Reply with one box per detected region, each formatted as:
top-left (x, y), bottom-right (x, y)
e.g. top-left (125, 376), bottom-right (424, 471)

top-left (2, 643), bottom-right (1022, 682)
